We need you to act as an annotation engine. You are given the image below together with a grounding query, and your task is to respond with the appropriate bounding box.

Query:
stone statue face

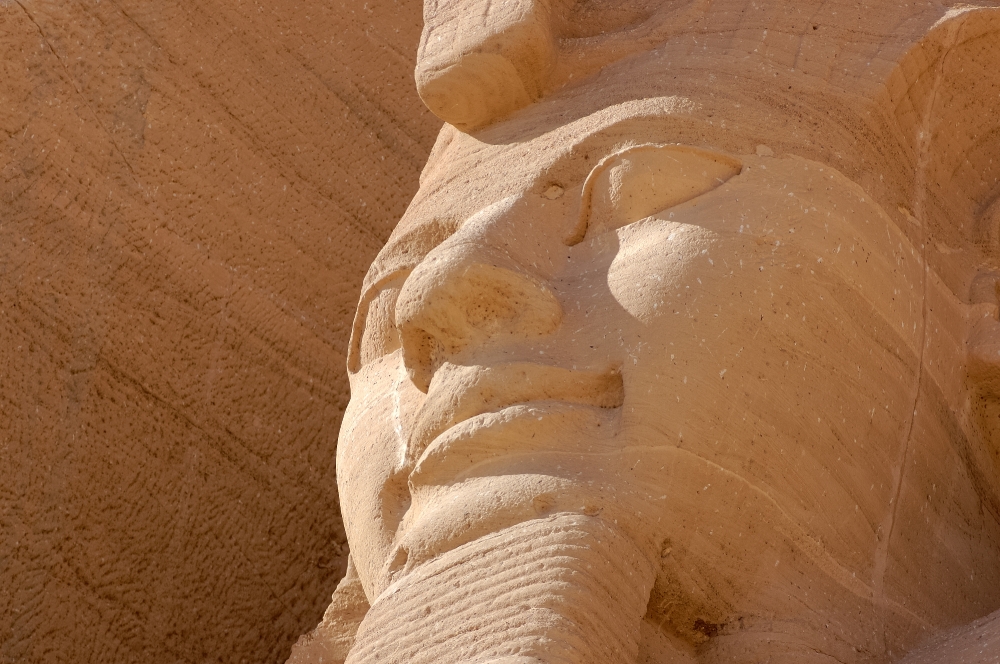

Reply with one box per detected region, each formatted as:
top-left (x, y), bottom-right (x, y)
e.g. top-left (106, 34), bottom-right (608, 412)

top-left (334, 2), bottom-right (1000, 662)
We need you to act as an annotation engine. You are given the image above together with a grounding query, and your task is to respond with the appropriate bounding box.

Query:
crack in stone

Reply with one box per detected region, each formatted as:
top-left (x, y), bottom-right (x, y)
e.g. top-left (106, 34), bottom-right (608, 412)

top-left (871, 12), bottom-right (967, 658)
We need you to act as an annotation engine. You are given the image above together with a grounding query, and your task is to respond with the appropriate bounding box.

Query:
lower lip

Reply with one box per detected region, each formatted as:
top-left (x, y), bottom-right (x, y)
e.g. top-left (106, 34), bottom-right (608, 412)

top-left (409, 401), bottom-right (621, 486)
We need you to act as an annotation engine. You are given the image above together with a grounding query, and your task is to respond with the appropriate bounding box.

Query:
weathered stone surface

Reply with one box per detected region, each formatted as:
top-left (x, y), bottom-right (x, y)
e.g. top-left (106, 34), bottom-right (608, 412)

top-left (899, 607), bottom-right (1000, 664)
top-left (0, 1), bottom-right (437, 662)
top-left (297, 2), bottom-right (1000, 663)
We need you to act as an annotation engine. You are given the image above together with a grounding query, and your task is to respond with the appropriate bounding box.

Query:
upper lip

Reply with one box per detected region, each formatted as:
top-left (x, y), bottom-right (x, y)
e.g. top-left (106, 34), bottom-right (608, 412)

top-left (405, 361), bottom-right (624, 465)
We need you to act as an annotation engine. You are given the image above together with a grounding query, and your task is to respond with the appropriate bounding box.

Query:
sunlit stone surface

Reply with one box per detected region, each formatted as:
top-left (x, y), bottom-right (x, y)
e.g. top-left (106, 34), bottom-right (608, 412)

top-left (291, 2), bottom-right (1000, 663)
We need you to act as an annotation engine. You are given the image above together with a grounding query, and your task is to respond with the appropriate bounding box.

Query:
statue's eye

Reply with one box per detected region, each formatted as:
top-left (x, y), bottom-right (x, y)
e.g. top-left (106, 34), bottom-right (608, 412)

top-left (358, 285), bottom-right (402, 368)
top-left (568, 144), bottom-right (742, 243)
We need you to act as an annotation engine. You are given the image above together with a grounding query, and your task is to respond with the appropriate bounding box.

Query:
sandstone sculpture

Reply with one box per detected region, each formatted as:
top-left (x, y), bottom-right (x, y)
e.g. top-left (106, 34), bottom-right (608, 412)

top-left (291, 1), bottom-right (1000, 662)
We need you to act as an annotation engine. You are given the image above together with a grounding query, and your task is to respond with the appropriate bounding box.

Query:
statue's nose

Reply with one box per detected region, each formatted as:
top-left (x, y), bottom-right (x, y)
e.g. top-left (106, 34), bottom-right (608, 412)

top-left (395, 198), bottom-right (564, 392)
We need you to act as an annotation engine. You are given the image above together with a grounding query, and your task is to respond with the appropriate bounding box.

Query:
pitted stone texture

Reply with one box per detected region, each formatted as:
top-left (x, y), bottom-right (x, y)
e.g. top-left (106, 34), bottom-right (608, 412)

top-left (0, 1), bottom-right (438, 663)
top-left (899, 608), bottom-right (1000, 664)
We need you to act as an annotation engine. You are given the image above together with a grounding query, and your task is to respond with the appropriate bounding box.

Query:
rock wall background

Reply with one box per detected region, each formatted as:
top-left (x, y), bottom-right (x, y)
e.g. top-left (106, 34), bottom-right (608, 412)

top-left (0, 1), bottom-right (437, 662)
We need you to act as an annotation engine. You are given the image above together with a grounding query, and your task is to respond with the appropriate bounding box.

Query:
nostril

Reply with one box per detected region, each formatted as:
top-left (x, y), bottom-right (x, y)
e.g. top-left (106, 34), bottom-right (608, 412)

top-left (396, 261), bottom-right (563, 392)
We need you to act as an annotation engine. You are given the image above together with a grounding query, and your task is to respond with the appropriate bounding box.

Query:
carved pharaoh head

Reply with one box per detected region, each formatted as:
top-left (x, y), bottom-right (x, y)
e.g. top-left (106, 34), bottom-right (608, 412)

top-left (328, 3), bottom-right (1000, 663)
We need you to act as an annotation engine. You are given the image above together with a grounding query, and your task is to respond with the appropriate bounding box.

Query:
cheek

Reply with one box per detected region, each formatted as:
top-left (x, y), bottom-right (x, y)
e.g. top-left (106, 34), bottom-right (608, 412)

top-left (606, 220), bottom-right (715, 325)
top-left (337, 353), bottom-right (425, 596)
top-left (605, 230), bottom-right (741, 444)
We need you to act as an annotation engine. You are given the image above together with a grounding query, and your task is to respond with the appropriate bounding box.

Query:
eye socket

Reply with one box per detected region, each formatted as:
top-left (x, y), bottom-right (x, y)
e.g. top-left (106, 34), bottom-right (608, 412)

top-left (566, 144), bottom-right (743, 244)
top-left (357, 285), bottom-right (403, 369)
top-left (348, 273), bottom-right (409, 373)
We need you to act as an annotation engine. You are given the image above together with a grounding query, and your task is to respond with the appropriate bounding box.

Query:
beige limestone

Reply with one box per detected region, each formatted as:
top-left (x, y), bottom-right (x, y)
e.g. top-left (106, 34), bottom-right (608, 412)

top-left (0, 1), bottom-right (439, 662)
top-left (294, 1), bottom-right (1000, 663)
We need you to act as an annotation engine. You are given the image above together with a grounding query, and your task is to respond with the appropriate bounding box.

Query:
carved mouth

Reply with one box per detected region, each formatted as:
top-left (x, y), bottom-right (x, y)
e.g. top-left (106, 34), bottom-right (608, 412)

top-left (410, 400), bottom-right (625, 486)
top-left (405, 362), bottom-right (624, 470)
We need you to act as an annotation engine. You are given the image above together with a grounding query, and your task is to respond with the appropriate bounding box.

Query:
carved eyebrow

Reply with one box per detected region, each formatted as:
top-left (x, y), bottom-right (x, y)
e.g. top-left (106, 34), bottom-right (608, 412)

top-left (564, 143), bottom-right (743, 244)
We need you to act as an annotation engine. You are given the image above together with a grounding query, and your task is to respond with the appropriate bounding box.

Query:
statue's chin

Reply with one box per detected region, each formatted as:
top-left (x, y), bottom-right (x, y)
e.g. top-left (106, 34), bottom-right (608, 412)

top-left (347, 513), bottom-right (657, 664)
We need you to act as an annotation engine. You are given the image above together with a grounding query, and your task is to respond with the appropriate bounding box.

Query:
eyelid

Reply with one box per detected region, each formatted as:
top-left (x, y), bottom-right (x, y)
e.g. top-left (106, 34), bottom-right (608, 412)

top-left (347, 269), bottom-right (412, 373)
top-left (565, 143), bottom-right (743, 245)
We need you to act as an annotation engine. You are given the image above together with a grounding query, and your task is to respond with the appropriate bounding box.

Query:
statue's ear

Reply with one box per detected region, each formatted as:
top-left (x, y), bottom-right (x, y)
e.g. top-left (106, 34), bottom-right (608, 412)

top-left (883, 7), bottom-right (1000, 261)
